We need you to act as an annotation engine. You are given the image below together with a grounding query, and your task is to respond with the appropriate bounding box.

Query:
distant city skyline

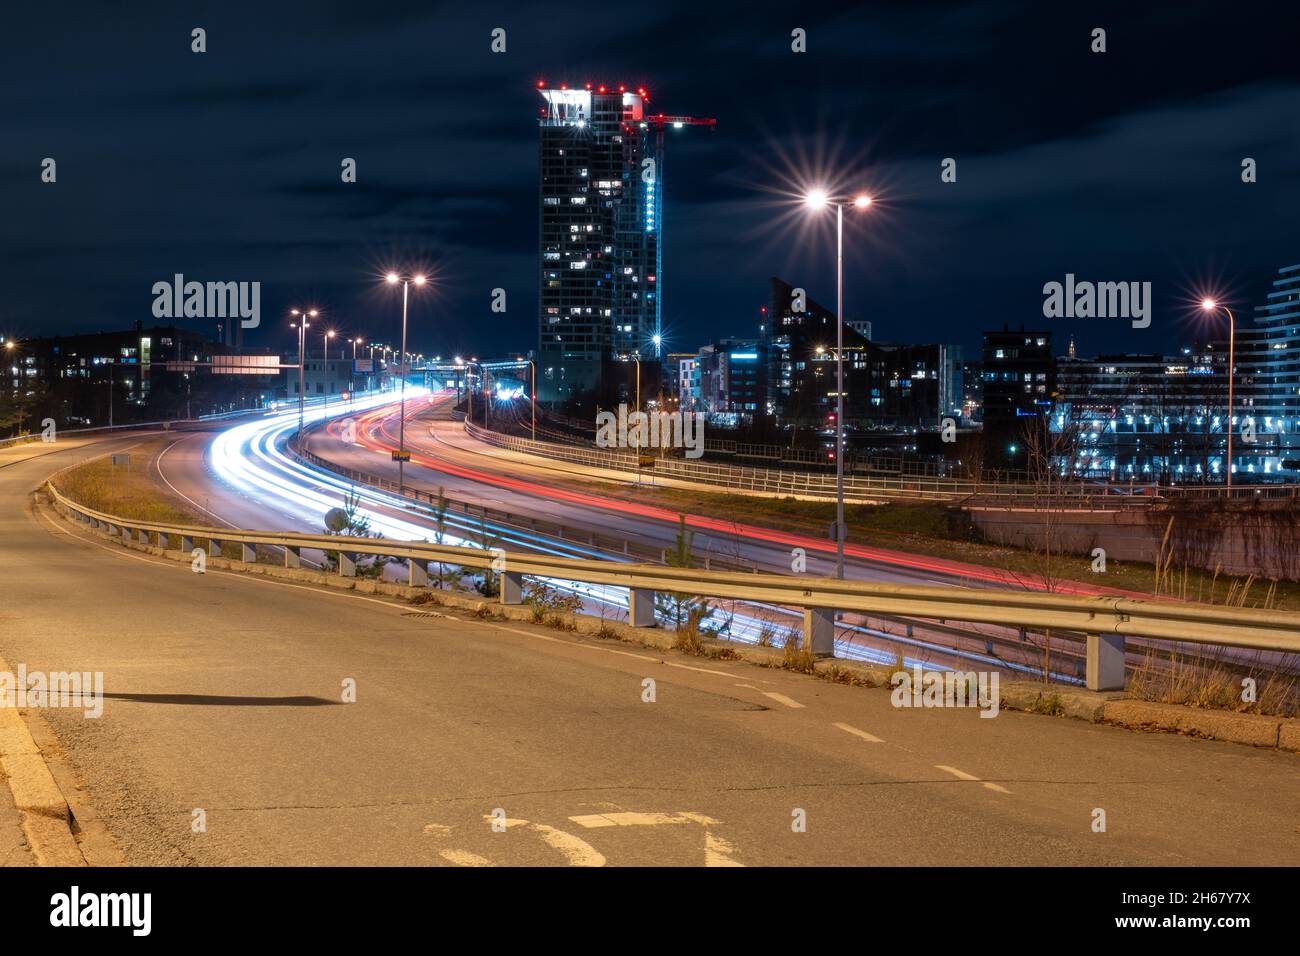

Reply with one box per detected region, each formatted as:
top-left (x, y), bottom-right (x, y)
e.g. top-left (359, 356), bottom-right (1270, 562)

top-left (3, 2), bottom-right (1298, 364)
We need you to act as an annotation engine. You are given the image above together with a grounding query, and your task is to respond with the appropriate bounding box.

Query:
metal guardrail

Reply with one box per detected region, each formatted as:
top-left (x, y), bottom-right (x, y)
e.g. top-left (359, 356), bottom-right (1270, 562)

top-left (46, 484), bottom-right (1300, 691)
top-left (465, 421), bottom-right (980, 502)
top-left (466, 420), bottom-right (1300, 508)
top-left (0, 410), bottom-right (275, 448)
top-left (291, 443), bottom-right (755, 573)
top-left (0, 389), bottom-right (395, 449)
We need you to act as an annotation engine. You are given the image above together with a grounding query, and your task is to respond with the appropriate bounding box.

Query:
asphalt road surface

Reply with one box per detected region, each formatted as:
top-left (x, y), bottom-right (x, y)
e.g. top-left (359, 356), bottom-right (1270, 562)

top-left (3, 438), bottom-right (1299, 865)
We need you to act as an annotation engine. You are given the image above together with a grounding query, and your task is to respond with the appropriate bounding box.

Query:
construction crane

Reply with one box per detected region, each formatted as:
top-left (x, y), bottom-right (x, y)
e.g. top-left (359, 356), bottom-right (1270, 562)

top-left (638, 114), bottom-right (718, 169)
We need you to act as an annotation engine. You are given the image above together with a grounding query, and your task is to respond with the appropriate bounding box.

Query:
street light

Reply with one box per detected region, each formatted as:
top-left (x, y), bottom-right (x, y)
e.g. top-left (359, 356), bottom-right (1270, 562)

top-left (349, 338), bottom-right (364, 402)
top-left (384, 271), bottom-right (427, 491)
top-left (1201, 298), bottom-right (1237, 488)
top-left (528, 359), bottom-right (536, 441)
top-left (289, 308), bottom-right (318, 442)
top-left (804, 187), bottom-right (873, 580)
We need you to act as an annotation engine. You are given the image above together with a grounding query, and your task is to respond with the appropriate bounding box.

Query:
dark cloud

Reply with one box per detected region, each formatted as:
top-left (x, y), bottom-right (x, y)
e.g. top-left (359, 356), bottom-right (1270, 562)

top-left (1, 0), bottom-right (1297, 362)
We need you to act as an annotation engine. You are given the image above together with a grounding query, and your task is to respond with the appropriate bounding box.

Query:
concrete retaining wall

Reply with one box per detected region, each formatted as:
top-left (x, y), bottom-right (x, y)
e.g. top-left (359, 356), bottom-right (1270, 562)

top-left (968, 502), bottom-right (1300, 580)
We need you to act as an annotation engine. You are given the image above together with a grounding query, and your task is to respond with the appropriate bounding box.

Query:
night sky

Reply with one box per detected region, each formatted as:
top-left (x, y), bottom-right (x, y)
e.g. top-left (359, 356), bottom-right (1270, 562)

top-left (2, 0), bottom-right (1297, 362)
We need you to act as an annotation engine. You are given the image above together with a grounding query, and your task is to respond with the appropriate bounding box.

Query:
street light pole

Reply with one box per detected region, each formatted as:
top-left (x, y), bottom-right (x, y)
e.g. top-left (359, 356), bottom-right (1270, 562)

top-left (834, 202), bottom-right (845, 579)
top-left (1226, 307), bottom-right (1235, 489)
top-left (1201, 299), bottom-right (1237, 489)
top-left (804, 189), bottom-right (871, 579)
top-left (290, 308), bottom-right (316, 445)
top-left (399, 280), bottom-right (409, 491)
top-left (386, 271), bottom-right (426, 493)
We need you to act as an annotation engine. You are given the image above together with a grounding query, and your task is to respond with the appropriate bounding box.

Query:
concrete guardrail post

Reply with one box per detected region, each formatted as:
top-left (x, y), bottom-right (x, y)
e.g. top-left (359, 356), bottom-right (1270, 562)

top-left (803, 607), bottom-right (836, 656)
top-left (628, 587), bottom-right (656, 626)
top-left (137, 528), bottom-right (151, 545)
top-left (208, 538), bottom-right (222, 558)
top-left (408, 558), bottom-right (429, 587)
top-left (240, 542), bottom-right (256, 563)
top-left (500, 570), bottom-right (523, 604)
top-left (1085, 633), bottom-right (1126, 691)
top-left (180, 534), bottom-right (194, 553)
top-left (284, 545), bottom-right (301, 568)
top-left (338, 552), bottom-right (357, 577)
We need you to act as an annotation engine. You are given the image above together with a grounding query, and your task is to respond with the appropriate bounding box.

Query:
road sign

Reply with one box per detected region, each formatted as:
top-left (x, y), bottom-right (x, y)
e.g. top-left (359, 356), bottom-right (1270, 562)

top-left (392, 451), bottom-right (411, 462)
top-left (638, 455), bottom-right (656, 469)
top-left (111, 454), bottom-right (130, 466)
top-left (353, 359), bottom-right (374, 373)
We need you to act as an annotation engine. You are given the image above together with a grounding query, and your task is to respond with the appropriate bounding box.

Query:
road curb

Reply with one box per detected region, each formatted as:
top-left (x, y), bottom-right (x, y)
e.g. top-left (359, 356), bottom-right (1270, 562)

top-left (46, 498), bottom-right (1299, 757)
top-left (0, 691), bottom-right (84, 866)
top-left (1100, 699), bottom-right (1288, 748)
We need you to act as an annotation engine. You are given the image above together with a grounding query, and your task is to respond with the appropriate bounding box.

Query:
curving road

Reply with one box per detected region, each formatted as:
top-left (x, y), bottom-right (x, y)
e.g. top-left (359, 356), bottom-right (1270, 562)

top-left (4, 434), bottom-right (1300, 866)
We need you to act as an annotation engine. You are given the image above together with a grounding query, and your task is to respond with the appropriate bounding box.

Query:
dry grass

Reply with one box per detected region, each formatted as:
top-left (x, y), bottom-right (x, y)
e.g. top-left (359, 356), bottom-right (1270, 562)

top-left (673, 624), bottom-right (704, 656)
top-left (51, 439), bottom-right (201, 525)
top-left (1127, 646), bottom-right (1300, 718)
top-left (48, 438), bottom-right (262, 558)
top-left (781, 628), bottom-right (817, 674)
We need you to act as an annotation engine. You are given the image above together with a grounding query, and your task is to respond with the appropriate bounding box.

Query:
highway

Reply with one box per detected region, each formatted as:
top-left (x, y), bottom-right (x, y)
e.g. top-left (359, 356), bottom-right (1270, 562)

top-left (5, 436), bottom-right (1300, 865)
top-left (296, 394), bottom-right (1156, 678)
top-left (100, 392), bottom-right (1042, 676)
top-left (47, 395), bottom-right (1280, 680)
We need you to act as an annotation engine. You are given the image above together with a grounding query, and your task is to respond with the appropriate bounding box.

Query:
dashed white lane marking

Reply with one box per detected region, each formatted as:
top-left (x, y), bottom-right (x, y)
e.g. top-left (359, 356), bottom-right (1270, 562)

top-left (664, 661), bottom-right (739, 678)
top-left (935, 764), bottom-right (977, 781)
top-left (833, 722), bottom-right (883, 743)
top-left (569, 811), bottom-right (720, 829)
top-left (439, 849), bottom-right (493, 867)
top-left (761, 692), bottom-right (804, 709)
top-left (935, 765), bottom-right (1010, 794)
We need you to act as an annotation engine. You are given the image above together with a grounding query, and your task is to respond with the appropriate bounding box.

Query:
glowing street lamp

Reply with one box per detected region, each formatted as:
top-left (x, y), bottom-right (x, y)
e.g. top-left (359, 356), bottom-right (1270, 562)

top-left (289, 308), bottom-right (319, 441)
top-left (1201, 298), bottom-right (1237, 488)
top-left (804, 187), bottom-right (874, 580)
top-left (384, 271), bottom-right (427, 491)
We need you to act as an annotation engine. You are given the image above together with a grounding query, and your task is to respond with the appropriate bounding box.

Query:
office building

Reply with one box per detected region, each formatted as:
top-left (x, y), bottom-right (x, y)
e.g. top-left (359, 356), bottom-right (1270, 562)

top-left (535, 83), bottom-right (712, 403)
top-left (980, 326), bottom-right (1054, 468)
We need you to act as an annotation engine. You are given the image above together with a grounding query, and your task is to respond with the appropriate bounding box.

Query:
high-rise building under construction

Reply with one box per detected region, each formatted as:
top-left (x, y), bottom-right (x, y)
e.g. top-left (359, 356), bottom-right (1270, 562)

top-left (535, 82), bottom-right (713, 402)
